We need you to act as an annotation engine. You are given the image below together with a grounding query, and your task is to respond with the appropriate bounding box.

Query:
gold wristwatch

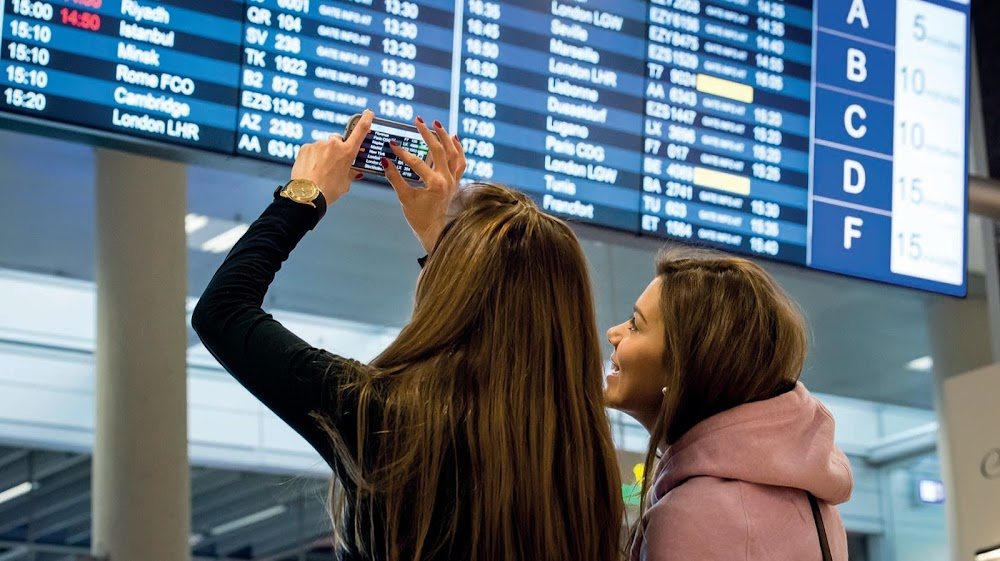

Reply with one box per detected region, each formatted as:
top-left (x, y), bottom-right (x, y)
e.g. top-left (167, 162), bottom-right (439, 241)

top-left (279, 179), bottom-right (321, 207)
top-left (276, 179), bottom-right (327, 220)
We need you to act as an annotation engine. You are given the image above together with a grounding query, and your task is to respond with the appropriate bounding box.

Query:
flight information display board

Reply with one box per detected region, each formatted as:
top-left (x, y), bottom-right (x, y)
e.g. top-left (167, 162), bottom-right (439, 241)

top-left (0, 0), bottom-right (972, 295)
top-left (234, 0), bottom-right (455, 163)
top-left (0, 0), bottom-right (244, 152)
top-left (454, 0), bottom-right (647, 232)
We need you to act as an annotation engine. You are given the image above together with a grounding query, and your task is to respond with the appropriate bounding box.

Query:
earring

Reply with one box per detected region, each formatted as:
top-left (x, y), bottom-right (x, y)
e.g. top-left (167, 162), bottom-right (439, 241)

top-left (661, 387), bottom-right (667, 396)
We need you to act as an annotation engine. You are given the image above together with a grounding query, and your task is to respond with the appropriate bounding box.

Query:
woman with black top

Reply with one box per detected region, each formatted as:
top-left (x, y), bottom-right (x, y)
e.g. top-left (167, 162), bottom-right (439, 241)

top-left (192, 110), bottom-right (625, 561)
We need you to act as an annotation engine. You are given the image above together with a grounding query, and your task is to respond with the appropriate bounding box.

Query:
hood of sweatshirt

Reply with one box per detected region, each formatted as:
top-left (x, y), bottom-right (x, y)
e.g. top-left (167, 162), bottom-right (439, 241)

top-left (651, 383), bottom-right (853, 505)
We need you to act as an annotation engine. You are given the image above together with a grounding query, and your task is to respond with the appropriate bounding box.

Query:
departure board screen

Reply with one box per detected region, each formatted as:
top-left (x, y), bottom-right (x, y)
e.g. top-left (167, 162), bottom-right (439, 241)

top-left (0, 0), bottom-right (972, 295)
top-left (638, 0), bottom-right (813, 265)
top-left (0, 0), bottom-right (244, 152)
top-left (234, 0), bottom-right (454, 162)
top-left (454, 0), bottom-right (646, 232)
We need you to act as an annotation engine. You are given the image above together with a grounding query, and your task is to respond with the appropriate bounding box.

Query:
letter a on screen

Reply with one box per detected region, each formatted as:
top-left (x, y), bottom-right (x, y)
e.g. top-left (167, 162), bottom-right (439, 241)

top-left (847, 0), bottom-right (870, 28)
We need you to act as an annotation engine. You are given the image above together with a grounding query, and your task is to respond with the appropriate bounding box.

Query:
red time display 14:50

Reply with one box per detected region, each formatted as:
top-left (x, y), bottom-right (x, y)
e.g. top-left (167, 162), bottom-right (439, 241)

top-left (60, 8), bottom-right (101, 31)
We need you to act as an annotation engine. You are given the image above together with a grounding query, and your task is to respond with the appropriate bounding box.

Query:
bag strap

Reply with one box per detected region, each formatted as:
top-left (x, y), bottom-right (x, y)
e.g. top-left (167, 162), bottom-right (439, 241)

top-left (808, 492), bottom-right (833, 561)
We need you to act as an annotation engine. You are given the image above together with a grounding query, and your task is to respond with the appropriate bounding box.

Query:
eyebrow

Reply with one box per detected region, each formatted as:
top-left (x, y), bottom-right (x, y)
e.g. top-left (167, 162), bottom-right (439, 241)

top-left (633, 306), bottom-right (647, 324)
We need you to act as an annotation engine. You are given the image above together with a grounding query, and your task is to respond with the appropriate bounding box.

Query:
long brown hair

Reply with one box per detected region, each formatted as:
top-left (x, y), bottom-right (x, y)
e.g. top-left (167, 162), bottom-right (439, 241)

top-left (324, 183), bottom-right (624, 561)
top-left (634, 248), bottom-right (807, 538)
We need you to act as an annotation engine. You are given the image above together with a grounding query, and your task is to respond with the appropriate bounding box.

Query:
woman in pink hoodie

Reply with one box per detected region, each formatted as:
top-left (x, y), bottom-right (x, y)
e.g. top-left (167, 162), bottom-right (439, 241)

top-left (606, 250), bottom-right (854, 561)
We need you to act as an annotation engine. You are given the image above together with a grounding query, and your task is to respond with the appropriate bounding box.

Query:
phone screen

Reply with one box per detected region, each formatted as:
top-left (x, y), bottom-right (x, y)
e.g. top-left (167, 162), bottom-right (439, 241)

top-left (351, 120), bottom-right (429, 181)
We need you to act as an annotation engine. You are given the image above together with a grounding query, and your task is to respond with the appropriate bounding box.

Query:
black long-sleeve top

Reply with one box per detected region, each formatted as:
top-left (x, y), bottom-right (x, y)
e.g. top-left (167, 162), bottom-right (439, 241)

top-left (191, 198), bottom-right (468, 561)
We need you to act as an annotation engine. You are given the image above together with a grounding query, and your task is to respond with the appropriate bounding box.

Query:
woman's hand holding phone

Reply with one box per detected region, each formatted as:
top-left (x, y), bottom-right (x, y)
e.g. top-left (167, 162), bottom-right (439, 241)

top-left (290, 109), bottom-right (373, 206)
top-left (384, 117), bottom-right (467, 254)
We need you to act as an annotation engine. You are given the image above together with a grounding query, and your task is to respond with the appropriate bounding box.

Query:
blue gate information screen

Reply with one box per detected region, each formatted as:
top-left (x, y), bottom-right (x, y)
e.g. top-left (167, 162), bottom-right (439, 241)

top-left (0, 0), bottom-right (972, 295)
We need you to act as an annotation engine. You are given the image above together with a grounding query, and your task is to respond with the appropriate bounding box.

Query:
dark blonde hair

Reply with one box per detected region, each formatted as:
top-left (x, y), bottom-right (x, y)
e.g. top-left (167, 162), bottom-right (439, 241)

top-left (634, 248), bottom-right (807, 536)
top-left (325, 183), bottom-right (624, 561)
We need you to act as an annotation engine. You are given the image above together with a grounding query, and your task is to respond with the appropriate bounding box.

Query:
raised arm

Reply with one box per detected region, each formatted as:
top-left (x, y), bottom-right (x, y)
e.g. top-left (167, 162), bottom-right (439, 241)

top-left (191, 110), bottom-right (375, 467)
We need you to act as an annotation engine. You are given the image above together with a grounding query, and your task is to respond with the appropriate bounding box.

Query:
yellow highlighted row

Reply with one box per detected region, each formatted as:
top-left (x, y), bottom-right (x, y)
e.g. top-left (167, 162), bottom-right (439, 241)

top-left (696, 74), bottom-right (754, 103)
top-left (688, 74), bottom-right (755, 195)
top-left (693, 167), bottom-right (751, 195)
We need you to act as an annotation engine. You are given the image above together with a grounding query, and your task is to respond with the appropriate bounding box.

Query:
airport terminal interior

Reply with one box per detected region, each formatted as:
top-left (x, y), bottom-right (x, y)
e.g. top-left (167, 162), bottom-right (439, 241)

top-left (1, 0), bottom-right (1000, 560)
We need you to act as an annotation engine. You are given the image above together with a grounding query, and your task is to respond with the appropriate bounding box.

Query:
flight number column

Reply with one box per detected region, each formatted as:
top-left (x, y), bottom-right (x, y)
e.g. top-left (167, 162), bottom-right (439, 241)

top-left (236, 0), bottom-right (454, 163)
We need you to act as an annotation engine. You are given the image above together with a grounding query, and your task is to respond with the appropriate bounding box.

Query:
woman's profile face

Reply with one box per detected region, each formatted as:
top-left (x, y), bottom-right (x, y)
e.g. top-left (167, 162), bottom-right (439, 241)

top-left (605, 277), bottom-right (669, 430)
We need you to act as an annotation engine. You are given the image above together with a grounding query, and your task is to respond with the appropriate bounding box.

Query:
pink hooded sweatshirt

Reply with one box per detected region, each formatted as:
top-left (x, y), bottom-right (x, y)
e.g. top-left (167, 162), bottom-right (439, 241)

top-left (630, 383), bottom-right (853, 561)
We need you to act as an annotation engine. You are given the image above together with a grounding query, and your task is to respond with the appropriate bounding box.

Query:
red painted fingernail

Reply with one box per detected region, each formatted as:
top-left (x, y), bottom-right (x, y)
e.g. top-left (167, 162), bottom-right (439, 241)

top-left (389, 140), bottom-right (398, 147)
top-left (416, 116), bottom-right (424, 124)
top-left (453, 134), bottom-right (460, 142)
top-left (381, 157), bottom-right (390, 167)
top-left (355, 173), bottom-right (364, 179)
top-left (433, 120), bottom-right (443, 128)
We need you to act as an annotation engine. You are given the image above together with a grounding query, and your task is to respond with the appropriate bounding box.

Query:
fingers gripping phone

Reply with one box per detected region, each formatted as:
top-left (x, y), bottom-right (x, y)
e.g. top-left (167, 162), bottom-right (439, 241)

top-left (344, 115), bottom-right (431, 182)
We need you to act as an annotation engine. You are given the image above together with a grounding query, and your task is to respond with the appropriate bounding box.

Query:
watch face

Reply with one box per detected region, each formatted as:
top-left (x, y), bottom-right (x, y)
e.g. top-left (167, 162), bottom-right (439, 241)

top-left (287, 180), bottom-right (318, 201)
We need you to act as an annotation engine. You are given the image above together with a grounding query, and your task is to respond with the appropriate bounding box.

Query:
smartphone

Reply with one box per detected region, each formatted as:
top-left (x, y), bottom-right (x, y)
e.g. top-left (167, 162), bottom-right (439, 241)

top-left (344, 115), bottom-right (431, 182)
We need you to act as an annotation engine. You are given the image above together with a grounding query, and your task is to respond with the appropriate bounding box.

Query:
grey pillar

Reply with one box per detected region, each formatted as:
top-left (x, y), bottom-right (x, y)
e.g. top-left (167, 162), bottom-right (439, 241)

top-left (92, 148), bottom-right (190, 561)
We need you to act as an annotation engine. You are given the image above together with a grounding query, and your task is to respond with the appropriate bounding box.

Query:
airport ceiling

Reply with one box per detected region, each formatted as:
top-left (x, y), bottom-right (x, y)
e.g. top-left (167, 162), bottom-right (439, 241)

top-left (0, 445), bottom-right (334, 560)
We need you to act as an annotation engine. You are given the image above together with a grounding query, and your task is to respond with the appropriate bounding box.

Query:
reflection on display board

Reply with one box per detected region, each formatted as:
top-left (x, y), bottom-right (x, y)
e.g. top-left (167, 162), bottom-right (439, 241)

top-left (0, 0), bottom-right (971, 295)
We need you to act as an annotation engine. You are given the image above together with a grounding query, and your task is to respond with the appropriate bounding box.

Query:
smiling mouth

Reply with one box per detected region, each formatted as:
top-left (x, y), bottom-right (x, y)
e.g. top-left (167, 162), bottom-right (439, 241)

top-left (608, 359), bottom-right (621, 376)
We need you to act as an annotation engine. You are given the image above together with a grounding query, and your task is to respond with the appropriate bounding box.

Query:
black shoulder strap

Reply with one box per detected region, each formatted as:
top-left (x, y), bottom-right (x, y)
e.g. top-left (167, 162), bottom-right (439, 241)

top-left (808, 492), bottom-right (833, 561)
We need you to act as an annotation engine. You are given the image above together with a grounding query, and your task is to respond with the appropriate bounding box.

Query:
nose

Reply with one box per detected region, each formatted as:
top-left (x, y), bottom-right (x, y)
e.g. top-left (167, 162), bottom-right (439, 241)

top-left (607, 322), bottom-right (623, 346)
